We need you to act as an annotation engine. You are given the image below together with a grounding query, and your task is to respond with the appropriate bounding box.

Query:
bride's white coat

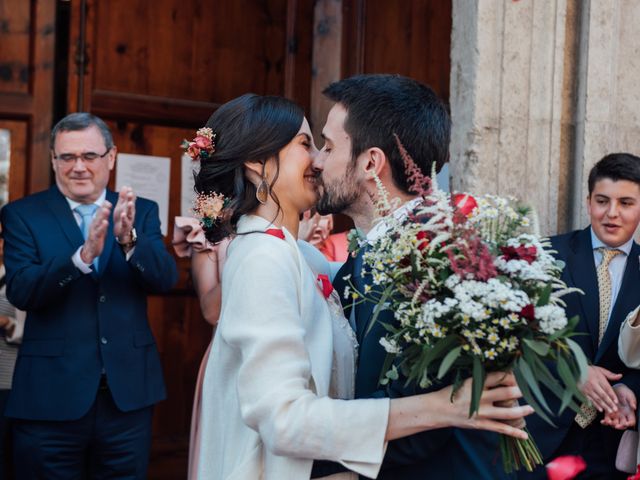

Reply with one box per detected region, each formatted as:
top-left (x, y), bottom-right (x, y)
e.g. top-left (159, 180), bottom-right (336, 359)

top-left (196, 215), bottom-right (389, 480)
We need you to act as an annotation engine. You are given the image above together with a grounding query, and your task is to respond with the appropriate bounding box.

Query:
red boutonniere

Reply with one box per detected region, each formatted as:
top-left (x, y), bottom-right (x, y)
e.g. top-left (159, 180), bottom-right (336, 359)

top-left (317, 274), bottom-right (333, 299)
top-left (546, 455), bottom-right (587, 480)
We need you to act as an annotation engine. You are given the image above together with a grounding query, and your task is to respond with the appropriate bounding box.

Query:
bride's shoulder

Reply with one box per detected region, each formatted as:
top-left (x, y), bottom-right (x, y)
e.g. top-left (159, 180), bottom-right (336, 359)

top-left (225, 230), bottom-right (298, 276)
top-left (297, 240), bottom-right (331, 277)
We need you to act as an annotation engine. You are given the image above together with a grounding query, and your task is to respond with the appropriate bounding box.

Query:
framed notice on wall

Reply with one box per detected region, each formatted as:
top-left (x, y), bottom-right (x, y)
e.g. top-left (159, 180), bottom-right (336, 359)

top-left (115, 153), bottom-right (171, 236)
top-left (181, 153), bottom-right (198, 217)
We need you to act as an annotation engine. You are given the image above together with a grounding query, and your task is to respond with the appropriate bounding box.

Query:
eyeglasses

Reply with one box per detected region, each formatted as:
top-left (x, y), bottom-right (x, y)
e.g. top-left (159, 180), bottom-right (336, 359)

top-left (53, 148), bottom-right (111, 164)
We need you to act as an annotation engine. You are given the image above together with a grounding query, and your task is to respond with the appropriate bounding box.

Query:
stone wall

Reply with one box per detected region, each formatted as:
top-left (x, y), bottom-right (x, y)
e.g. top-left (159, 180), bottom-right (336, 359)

top-left (450, 0), bottom-right (640, 235)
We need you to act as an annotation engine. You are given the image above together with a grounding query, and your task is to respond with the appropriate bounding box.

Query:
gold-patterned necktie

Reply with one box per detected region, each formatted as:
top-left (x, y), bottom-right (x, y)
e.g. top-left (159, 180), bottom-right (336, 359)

top-left (575, 247), bottom-right (624, 428)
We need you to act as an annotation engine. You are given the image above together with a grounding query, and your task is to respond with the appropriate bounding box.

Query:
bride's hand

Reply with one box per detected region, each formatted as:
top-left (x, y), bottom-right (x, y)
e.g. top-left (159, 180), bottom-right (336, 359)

top-left (442, 372), bottom-right (534, 440)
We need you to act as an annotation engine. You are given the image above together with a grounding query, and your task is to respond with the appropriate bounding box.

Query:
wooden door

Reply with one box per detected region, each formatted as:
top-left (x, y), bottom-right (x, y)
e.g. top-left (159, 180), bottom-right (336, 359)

top-left (311, 0), bottom-right (452, 232)
top-left (341, 0), bottom-right (452, 101)
top-left (0, 0), bottom-right (56, 202)
top-left (63, 1), bottom-right (313, 477)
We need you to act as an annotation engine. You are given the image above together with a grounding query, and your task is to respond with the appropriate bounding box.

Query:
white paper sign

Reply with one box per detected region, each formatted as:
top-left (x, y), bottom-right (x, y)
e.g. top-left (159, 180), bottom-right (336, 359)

top-left (115, 153), bottom-right (171, 236)
top-left (181, 153), bottom-right (199, 216)
top-left (0, 129), bottom-right (10, 207)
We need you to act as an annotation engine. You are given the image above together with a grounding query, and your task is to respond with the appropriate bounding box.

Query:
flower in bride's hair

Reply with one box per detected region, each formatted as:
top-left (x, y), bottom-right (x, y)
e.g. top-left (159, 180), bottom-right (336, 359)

top-left (193, 192), bottom-right (229, 229)
top-left (182, 127), bottom-right (217, 162)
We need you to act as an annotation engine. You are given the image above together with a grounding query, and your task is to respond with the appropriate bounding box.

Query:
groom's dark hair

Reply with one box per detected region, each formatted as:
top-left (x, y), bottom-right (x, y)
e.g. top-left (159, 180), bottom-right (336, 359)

top-left (323, 74), bottom-right (450, 194)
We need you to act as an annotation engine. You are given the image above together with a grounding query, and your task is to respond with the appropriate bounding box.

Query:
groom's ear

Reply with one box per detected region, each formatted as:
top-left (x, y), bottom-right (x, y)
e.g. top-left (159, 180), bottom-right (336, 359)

top-left (362, 147), bottom-right (387, 179)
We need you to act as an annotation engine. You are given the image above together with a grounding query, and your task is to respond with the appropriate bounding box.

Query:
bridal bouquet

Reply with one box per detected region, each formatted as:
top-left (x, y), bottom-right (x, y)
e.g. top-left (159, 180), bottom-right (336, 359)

top-left (352, 138), bottom-right (587, 473)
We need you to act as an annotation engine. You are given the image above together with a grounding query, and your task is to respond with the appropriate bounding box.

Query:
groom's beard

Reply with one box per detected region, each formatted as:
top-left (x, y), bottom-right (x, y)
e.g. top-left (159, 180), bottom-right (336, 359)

top-left (315, 174), bottom-right (361, 216)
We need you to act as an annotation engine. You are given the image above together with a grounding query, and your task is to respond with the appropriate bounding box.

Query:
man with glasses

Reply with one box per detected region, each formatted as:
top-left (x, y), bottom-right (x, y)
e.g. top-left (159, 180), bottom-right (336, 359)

top-left (0, 112), bottom-right (178, 479)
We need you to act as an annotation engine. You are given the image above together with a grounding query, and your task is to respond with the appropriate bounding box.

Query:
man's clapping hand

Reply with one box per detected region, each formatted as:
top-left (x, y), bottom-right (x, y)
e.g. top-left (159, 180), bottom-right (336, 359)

top-left (80, 202), bottom-right (112, 264)
top-left (113, 186), bottom-right (136, 248)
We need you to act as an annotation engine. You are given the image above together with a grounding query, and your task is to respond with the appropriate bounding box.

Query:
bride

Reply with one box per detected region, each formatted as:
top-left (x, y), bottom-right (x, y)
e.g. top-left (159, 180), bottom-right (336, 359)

top-left (191, 93), bottom-right (533, 480)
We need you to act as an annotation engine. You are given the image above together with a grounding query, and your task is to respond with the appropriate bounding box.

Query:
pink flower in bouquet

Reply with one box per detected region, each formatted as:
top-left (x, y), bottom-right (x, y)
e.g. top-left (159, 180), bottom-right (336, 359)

top-left (446, 234), bottom-right (497, 281)
top-left (545, 455), bottom-right (586, 480)
top-left (453, 193), bottom-right (478, 216)
top-left (501, 244), bottom-right (538, 264)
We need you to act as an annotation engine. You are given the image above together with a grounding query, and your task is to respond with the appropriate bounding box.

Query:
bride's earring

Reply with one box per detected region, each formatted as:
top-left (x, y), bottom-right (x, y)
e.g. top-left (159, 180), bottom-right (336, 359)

top-left (256, 162), bottom-right (269, 205)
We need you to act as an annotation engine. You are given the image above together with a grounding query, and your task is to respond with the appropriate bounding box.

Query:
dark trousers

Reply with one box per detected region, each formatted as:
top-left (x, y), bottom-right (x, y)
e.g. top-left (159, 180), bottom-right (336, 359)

top-left (0, 389), bottom-right (12, 480)
top-left (519, 420), bottom-right (626, 480)
top-left (12, 387), bottom-right (153, 480)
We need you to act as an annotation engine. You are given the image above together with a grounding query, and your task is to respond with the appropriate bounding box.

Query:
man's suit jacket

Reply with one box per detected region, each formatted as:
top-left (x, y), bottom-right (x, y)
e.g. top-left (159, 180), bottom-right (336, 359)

top-left (0, 186), bottom-right (178, 421)
top-left (522, 227), bottom-right (640, 466)
top-left (333, 249), bottom-right (512, 480)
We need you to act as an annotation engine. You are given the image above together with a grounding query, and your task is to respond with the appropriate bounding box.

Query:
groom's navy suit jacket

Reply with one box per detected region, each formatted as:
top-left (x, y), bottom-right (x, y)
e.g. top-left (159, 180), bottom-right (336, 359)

top-left (0, 186), bottom-right (177, 421)
top-left (519, 227), bottom-right (640, 478)
top-left (332, 248), bottom-right (513, 480)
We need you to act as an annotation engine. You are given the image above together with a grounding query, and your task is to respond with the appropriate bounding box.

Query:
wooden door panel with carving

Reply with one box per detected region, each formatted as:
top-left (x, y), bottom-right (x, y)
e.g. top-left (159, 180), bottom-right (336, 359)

top-left (64, 2), bottom-right (313, 477)
top-left (0, 0), bottom-right (55, 199)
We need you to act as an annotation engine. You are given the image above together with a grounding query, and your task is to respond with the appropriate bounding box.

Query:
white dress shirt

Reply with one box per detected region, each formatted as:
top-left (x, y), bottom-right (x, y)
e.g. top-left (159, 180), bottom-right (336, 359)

top-left (366, 197), bottom-right (422, 243)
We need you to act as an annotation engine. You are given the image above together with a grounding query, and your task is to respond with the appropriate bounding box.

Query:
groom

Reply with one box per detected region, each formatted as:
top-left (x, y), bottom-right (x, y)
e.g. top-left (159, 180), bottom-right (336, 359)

top-left (310, 74), bottom-right (512, 479)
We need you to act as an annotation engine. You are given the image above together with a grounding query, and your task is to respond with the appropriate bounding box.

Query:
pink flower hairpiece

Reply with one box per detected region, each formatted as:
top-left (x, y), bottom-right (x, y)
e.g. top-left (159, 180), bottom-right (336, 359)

top-left (182, 127), bottom-right (216, 161)
top-left (193, 191), bottom-right (230, 229)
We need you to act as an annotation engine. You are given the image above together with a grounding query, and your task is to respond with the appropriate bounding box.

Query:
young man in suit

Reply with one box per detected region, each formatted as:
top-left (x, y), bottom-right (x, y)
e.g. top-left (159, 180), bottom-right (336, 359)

top-left (310, 74), bottom-right (513, 479)
top-left (0, 113), bottom-right (178, 479)
top-left (520, 153), bottom-right (640, 479)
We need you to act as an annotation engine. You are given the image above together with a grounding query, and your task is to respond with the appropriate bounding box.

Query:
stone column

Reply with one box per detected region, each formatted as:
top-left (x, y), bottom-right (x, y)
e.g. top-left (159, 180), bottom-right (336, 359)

top-left (571, 0), bottom-right (640, 229)
top-left (451, 0), bottom-right (640, 235)
top-left (450, 0), bottom-right (568, 235)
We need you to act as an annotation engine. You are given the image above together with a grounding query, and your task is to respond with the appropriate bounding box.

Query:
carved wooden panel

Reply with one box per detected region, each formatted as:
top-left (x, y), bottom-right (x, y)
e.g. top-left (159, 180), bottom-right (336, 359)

top-left (0, 0), bottom-right (31, 95)
top-left (68, 0), bottom-right (313, 126)
top-left (0, 0), bottom-right (55, 198)
top-left (79, 1), bottom-right (315, 469)
top-left (343, 0), bottom-right (452, 101)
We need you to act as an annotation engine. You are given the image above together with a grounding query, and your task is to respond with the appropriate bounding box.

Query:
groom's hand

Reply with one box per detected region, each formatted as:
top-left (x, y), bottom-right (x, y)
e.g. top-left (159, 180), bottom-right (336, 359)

top-left (579, 365), bottom-right (622, 414)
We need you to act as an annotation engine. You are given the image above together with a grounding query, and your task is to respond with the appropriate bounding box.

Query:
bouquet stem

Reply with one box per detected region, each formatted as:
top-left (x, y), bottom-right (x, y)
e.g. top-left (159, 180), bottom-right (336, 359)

top-left (495, 396), bottom-right (543, 473)
top-left (500, 428), bottom-right (543, 473)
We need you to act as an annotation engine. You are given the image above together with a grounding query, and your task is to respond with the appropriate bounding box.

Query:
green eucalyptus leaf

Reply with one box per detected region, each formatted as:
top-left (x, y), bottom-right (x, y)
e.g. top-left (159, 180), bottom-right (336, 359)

top-left (437, 346), bottom-right (462, 379)
top-left (516, 358), bottom-right (551, 414)
top-left (513, 365), bottom-right (556, 427)
top-left (566, 338), bottom-right (589, 383)
top-left (523, 338), bottom-right (550, 357)
top-left (559, 388), bottom-right (574, 414)
top-left (536, 284), bottom-right (552, 306)
top-left (556, 356), bottom-right (584, 400)
top-left (471, 356), bottom-right (485, 417)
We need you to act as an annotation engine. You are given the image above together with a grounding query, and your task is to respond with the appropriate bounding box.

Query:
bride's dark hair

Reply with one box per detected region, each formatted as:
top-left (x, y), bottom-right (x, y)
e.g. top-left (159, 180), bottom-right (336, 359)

top-left (194, 94), bottom-right (304, 243)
